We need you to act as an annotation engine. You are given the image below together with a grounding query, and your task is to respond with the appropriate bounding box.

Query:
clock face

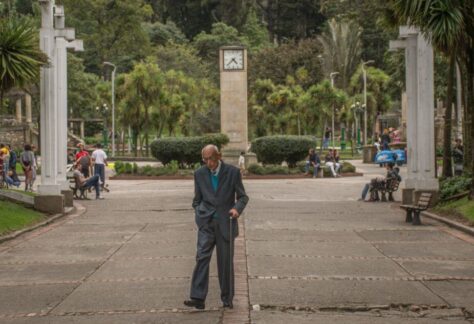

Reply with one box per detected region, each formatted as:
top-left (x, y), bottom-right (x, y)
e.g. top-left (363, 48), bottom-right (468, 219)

top-left (223, 49), bottom-right (244, 70)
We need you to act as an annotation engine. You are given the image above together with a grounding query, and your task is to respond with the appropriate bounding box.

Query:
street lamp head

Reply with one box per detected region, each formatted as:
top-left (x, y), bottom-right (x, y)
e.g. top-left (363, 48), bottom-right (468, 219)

top-left (103, 61), bottom-right (116, 69)
top-left (330, 72), bottom-right (339, 78)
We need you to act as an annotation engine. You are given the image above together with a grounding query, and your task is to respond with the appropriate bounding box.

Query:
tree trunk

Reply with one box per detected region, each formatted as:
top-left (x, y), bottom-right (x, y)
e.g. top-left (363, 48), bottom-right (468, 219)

top-left (468, 50), bottom-right (474, 200)
top-left (319, 119), bottom-right (327, 155)
top-left (145, 133), bottom-right (149, 157)
top-left (442, 55), bottom-right (455, 178)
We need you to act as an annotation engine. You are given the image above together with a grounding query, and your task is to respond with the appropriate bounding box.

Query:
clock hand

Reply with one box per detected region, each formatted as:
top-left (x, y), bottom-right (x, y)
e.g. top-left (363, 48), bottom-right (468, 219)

top-left (226, 58), bottom-right (238, 67)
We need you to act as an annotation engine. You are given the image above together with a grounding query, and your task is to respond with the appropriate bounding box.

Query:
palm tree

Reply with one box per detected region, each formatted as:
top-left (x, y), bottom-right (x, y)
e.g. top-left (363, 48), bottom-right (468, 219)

top-left (390, 0), bottom-right (474, 198)
top-left (0, 18), bottom-right (47, 108)
top-left (318, 18), bottom-right (362, 90)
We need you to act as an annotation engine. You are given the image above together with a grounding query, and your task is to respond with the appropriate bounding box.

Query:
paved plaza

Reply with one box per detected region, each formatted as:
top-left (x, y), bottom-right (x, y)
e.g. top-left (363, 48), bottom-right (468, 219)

top-left (1, 162), bottom-right (474, 323)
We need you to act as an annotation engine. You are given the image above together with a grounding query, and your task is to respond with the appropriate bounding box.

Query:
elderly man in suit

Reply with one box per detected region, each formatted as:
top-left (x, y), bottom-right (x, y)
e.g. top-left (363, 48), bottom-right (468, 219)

top-left (184, 145), bottom-right (249, 310)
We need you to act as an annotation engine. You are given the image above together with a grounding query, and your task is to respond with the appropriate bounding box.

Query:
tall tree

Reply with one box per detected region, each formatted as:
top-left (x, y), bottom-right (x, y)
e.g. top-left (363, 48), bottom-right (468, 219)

top-left (318, 19), bottom-right (362, 90)
top-left (256, 0), bottom-right (326, 42)
top-left (62, 0), bottom-right (152, 75)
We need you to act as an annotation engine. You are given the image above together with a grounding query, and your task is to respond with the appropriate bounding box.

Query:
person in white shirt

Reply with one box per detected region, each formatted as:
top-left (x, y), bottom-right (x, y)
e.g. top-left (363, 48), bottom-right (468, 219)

top-left (91, 143), bottom-right (108, 189)
top-left (238, 151), bottom-right (245, 176)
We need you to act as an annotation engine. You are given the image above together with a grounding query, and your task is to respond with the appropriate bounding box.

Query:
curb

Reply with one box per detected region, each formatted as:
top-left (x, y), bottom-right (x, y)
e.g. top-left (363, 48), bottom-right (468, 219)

top-left (0, 203), bottom-right (86, 244)
top-left (422, 210), bottom-right (474, 237)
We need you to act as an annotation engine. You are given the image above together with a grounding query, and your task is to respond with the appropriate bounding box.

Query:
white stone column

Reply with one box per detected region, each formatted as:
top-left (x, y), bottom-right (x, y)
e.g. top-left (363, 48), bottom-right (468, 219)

top-left (25, 93), bottom-right (32, 123)
top-left (56, 36), bottom-right (69, 190)
top-left (413, 31), bottom-right (437, 191)
top-left (39, 0), bottom-right (61, 195)
top-left (15, 98), bottom-right (22, 123)
top-left (390, 26), bottom-right (438, 202)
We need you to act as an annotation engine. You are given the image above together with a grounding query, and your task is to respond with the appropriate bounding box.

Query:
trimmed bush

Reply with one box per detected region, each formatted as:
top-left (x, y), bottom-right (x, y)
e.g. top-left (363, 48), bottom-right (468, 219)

top-left (341, 161), bottom-right (356, 173)
top-left (150, 133), bottom-right (229, 165)
top-left (247, 164), bottom-right (290, 175)
top-left (251, 135), bottom-right (316, 167)
top-left (439, 176), bottom-right (472, 200)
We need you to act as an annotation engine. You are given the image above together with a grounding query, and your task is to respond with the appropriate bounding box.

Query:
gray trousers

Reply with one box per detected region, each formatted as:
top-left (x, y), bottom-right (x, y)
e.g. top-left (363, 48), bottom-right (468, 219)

top-left (190, 219), bottom-right (234, 303)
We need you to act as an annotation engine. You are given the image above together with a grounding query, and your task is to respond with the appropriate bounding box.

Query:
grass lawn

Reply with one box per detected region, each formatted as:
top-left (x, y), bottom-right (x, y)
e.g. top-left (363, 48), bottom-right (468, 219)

top-left (434, 197), bottom-right (474, 224)
top-left (0, 200), bottom-right (46, 235)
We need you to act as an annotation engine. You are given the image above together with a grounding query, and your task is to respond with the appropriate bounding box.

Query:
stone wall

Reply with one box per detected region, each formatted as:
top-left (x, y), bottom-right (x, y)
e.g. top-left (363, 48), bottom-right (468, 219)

top-left (0, 116), bottom-right (38, 150)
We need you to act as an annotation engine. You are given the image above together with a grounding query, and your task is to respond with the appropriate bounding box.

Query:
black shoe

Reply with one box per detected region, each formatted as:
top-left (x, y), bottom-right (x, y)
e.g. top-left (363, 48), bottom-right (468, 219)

top-left (184, 299), bottom-right (205, 309)
top-left (223, 301), bottom-right (233, 309)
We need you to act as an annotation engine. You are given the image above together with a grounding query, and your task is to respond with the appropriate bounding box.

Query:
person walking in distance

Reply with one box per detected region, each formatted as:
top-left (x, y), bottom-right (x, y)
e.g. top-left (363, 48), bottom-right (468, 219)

top-left (184, 145), bottom-right (249, 310)
top-left (92, 143), bottom-right (108, 190)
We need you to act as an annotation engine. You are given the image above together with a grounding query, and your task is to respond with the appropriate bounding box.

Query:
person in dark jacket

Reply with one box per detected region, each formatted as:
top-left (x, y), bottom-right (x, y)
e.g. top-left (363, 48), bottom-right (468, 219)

top-left (184, 145), bottom-right (249, 310)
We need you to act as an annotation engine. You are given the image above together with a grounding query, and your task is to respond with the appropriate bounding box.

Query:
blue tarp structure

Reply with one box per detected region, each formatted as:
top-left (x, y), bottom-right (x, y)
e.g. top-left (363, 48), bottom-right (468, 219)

top-left (375, 149), bottom-right (407, 165)
top-left (375, 150), bottom-right (396, 164)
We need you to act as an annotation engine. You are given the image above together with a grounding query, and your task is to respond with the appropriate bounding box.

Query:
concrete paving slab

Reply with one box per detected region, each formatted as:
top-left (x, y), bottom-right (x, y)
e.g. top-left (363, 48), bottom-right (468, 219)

top-left (89, 258), bottom-right (217, 280)
top-left (0, 284), bottom-right (76, 315)
top-left (19, 232), bottom-right (132, 246)
top-left (2, 312), bottom-right (222, 324)
top-left (52, 279), bottom-right (221, 314)
top-left (70, 216), bottom-right (192, 225)
top-left (0, 262), bottom-right (100, 285)
top-left (55, 224), bottom-right (144, 233)
top-left (425, 281), bottom-right (474, 310)
top-left (248, 256), bottom-right (409, 278)
top-left (247, 241), bottom-right (383, 257)
top-left (141, 223), bottom-right (197, 232)
top-left (250, 310), bottom-right (469, 324)
top-left (246, 229), bottom-right (365, 242)
top-left (399, 260), bottom-right (474, 278)
top-left (0, 245), bottom-right (118, 264)
top-left (357, 230), bottom-right (460, 242)
top-left (245, 218), bottom-right (424, 231)
top-left (112, 240), bottom-right (195, 259)
top-left (375, 242), bottom-right (474, 260)
top-left (249, 279), bottom-right (446, 307)
top-left (128, 231), bottom-right (196, 243)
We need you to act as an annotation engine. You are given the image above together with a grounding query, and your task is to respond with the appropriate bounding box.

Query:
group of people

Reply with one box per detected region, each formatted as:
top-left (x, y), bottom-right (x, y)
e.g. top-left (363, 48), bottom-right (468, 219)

top-left (376, 127), bottom-right (402, 151)
top-left (305, 148), bottom-right (341, 178)
top-left (0, 143), bottom-right (37, 191)
top-left (72, 142), bottom-right (108, 200)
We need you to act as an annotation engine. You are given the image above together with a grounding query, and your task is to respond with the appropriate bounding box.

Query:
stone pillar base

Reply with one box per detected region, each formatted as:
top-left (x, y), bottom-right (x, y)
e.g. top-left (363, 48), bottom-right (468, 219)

top-left (34, 195), bottom-right (64, 215)
top-left (402, 188), bottom-right (414, 205)
top-left (244, 152), bottom-right (257, 168)
top-left (61, 190), bottom-right (73, 208)
top-left (222, 149), bottom-right (243, 167)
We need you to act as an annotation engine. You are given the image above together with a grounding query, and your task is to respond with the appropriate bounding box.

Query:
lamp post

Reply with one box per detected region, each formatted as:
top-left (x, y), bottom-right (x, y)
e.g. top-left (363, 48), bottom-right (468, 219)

top-left (361, 60), bottom-right (374, 146)
top-left (330, 72), bottom-right (339, 149)
top-left (96, 103), bottom-right (109, 150)
top-left (103, 62), bottom-right (116, 157)
top-left (351, 101), bottom-right (365, 151)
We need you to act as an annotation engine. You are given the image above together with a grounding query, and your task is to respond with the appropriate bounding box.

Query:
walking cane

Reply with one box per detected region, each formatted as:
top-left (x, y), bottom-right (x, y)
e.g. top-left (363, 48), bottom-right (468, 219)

top-left (229, 216), bottom-right (234, 308)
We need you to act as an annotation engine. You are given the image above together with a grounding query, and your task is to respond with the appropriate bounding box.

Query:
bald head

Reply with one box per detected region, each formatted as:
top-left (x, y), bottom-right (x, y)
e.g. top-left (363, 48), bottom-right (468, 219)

top-left (202, 145), bottom-right (221, 171)
top-left (202, 144), bottom-right (219, 155)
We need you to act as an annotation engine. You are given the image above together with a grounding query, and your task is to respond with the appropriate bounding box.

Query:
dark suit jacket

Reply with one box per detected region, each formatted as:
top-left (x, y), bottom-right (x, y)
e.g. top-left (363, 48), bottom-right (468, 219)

top-left (192, 161), bottom-right (249, 241)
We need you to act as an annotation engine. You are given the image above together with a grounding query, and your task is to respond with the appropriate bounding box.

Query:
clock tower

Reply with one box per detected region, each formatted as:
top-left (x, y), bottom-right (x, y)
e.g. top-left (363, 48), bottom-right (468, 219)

top-left (219, 46), bottom-right (248, 164)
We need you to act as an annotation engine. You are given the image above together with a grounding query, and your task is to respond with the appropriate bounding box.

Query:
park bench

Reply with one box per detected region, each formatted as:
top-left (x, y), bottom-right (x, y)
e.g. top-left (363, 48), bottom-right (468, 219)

top-left (380, 178), bottom-right (400, 202)
top-left (69, 174), bottom-right (88, 200)
top-left (400, 192), bottom-right (433, 225)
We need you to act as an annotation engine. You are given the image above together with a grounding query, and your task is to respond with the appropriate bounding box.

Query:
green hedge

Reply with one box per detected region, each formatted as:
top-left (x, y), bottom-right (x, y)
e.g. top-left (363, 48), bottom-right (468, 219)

top-left (439, 176), bottom-right (472, 200)
top-left (150, 134), bottom-right (229, 165)
top-left (251, 135), bottom-right (316, 167)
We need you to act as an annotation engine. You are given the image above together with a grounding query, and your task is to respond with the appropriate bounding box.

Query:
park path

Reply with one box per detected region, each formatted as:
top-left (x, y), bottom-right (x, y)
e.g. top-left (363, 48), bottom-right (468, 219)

top-left (0, 162), bottom-right (473, 323)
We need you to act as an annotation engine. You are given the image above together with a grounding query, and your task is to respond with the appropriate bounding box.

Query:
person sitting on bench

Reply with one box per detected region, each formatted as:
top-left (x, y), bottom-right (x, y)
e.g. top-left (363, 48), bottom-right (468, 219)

top-left (73, 163), bottom-right (104, 200)
top-left (359, 162), bottom-right (400, 202)
top-left (305, 148), bottom-right (321, 178)
top-left (5, 169), bottom-right (21, 188)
